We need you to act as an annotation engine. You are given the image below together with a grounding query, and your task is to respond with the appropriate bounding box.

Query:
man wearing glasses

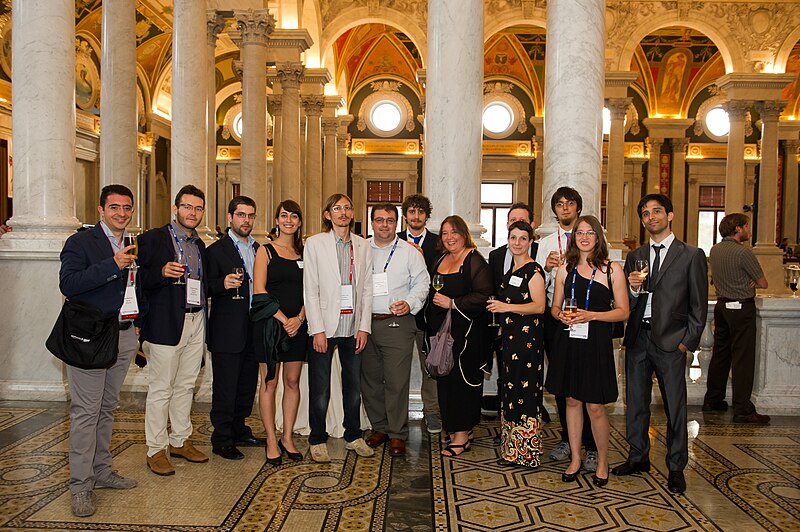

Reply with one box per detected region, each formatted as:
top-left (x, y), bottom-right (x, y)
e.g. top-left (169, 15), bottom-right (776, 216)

top-left (206, 196), bottom-right (265, 460)
top-left (138, 185), bottom-right (209, 475)
top-left (303, 193), bottom-right (374, 462)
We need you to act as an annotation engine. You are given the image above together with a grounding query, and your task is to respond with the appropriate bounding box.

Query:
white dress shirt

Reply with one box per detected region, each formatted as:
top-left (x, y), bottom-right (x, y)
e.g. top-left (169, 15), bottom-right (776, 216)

top-left (535, 225), bottom-right (573, 306)
top-left (641, 231), bottom-right (675, 319)
top-left (369, 236), bottom-right (430, 315)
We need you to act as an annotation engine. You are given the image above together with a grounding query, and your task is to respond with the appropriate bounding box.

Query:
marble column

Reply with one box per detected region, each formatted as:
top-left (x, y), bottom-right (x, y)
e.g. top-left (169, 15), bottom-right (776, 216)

top-left (206, 11), bottom-right (225, 237)
top-left (753, 100), bottom-right (788, 295)
top-left (783, 139), bottom-right (799, 247)
top-left (100, 0), bottom-right (139, 232)
top-left (268, 94), bottom-right (282, 206)
top-left (337, 115), bottom-right (353, 195)
top-left (723, 100), bottom-right (752, 214)
top-left (424, 0), bottom-right (485, 240)
top-left (645, 137), bottom-right (664, 196)
top-left (0, 0), bottom-right (80, 400)
top-left (172, 0), bottom-right (208, 200)
top-left (322, 117), bottom-right (339, 202)
top-left (605, 98), bottom-right (629, 249)
top-left (276, 62), bottom-right (304, 203)
top-left (671, 138), bottom-right (689, 241)
top-left (234, 9), bottom-right (274, 238)
top-left (533, 134), bottom-right (544, 228)
top-left (303, 96), bottom-right (324, 235)
top-left (541, 0), bottom-right (604, 235)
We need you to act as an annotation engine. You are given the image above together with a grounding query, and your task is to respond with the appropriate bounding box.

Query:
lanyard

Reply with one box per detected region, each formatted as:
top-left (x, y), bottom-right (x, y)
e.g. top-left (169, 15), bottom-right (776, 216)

top-left (382, 238), bottom-right (399, 272)
top-left (231, 237), bottom-right (253, 281)
top-left (348, 240), bottom-right (354, 284)
top-left (168, 225), bottom-right (201, 278)
top-left (570, 266), bottom-right (597, 310)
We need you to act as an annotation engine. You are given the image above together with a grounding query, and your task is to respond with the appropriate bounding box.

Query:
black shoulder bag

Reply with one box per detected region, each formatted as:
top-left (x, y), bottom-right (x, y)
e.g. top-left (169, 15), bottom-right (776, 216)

top-left (46, 299), bottom-right (120, 369)
top-left (607, 265), bottom-right (625, 339)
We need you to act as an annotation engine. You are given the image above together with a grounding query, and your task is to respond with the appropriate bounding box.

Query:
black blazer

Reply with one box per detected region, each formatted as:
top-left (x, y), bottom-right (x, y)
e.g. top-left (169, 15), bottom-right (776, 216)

top-left (206, 234), bottom-right (259, 353)
top-left (488, 242), bottom-right (539, 293)
top-left (137, 224), bottom-right (207, 346)
top-left (623, 238), bottom-right (708, 352)
top-left (398, 229), bottom-right (440, 270)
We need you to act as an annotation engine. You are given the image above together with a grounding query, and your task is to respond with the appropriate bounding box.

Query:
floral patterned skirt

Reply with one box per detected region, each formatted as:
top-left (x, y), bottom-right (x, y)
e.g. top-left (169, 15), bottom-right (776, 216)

top-left (500, 413), bottom-right (543, 467)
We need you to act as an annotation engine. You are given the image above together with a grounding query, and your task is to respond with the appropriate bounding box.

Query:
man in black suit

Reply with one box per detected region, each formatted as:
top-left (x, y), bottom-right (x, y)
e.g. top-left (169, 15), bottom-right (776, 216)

top-left (612, 194), bottom-right (708, 494)
top-left (59, 185), bottom-right (139, 517)
top-left (206, 196), bottom-right (265, 460)
top-left (138, 185), bottom-right (210, 476)
top-left (397, 194), bottom-right (441, 433)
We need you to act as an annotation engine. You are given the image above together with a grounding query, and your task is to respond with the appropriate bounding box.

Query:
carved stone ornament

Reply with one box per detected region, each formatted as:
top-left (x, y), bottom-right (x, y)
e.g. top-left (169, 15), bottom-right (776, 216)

top-left (322, 118), bottom-right (339, 137)
top-left (276, 62), bottom-right (305, 90)
top-left (234, 9), bottom-right (275, 46)
top-left (483, 81), bottom-right (528, 136)
top-left (302, 96), bottom-right (325, 117)
top-left (221, 102), bottom-right (243, 141)
top-left (207, 11), bottom-right (226, 47)
top-left (357, 83), bottom-right (416, 136)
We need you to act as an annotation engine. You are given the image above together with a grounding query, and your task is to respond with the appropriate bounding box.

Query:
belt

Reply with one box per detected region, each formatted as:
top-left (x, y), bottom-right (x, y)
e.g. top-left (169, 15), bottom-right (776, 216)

top-left (718, 297), bottom-right (754, 304)
top-left (186, 307), bottom-right (203, 314)
top-left (372, 313), bottom-right (395, 321)
top-left (119, 321), bottom-right (133, 331)
top-left (640, 319), bottom-right (651, 330)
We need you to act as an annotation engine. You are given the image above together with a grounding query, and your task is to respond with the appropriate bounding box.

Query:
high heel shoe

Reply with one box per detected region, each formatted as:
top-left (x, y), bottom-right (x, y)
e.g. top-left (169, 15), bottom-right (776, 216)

top-left (265, 445), bottom-right (282, 466)
top-left (279, 439), bottom-right (303, 461)
top-left (592, 474), bottom-right (608, 487)
top-left (562, 466), bottom-right (582, 482)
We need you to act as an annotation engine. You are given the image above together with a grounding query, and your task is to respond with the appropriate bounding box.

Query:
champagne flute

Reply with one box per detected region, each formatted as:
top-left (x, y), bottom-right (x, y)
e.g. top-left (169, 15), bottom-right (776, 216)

top-left (388, 296), bottom-right (400, 328)
top-left (487, 295), bottom-right (500, 327)
top-left (633, 259), bottom-right (649, 295)
top-left (563, 297), bottom-right (577, 330)
top-left (174, 250), bottom-right (186, 285)
top-left (432, 274), bottom-right (444, 292)
top-left (123, 234), bottom-right (138, 270)
top-left (232, 267), bottom-right (245, 300)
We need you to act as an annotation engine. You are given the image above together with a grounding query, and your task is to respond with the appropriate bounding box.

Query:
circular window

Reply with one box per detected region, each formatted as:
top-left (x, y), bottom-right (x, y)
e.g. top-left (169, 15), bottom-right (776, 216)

top-left (233, 112), bottom-right (243, 138)
top-left (370, 101), bottom-right (402, 133)
top-left (705, 106), bottom-right (730, 138)
top-left (483, 102), bottom-right (514, 136)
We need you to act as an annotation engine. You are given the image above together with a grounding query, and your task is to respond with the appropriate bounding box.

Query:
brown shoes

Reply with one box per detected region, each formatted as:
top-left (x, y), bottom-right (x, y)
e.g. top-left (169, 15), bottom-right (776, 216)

top-left (388, 438), bottom-right (406, 456)
top-left (147, 450), bottom-right (175, 476)
top-left (169, 441), bottom-right (209, 463)
top-left (366, 431), bottom-right (389, 448)
top-left (732, 412), bottom-right (771, 424)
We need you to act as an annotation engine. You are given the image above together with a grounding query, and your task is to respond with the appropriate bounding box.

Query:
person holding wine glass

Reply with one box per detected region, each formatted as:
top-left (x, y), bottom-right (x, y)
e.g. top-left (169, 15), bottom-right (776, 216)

top-left (361, 204), bottom-right (430, 457)
top-left (425, 215), bottom-right (493, 457)
top-left (546, 215), bottom-right (629, 486)
top-left (486, 221), bottom-right (546, 468)
top-left (703, 213), bottom-right (770, 425)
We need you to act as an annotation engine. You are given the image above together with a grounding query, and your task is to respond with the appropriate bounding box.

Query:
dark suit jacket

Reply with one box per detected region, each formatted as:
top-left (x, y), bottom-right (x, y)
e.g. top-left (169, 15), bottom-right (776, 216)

top-left (137, 224), bottom-right (207, 346)
top-left (488, 242), bottom-right (539, 293)
top-left (59, 223), bottom-right (129, 315)
top-left (399, 229), bottom-right (440, 330)
top-left (623, 238), bottom-right (708, 352)
top-left (206, 234), bottom-right (259, 353)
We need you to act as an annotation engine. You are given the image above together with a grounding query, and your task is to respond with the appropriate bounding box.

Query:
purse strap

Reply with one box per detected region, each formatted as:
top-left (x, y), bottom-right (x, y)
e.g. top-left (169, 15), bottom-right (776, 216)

top-left (606, 264), bottom-right (615, 310)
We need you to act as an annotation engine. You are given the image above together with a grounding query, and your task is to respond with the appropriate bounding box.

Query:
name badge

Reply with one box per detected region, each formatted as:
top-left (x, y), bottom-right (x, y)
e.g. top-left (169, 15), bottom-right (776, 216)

top-left (509, 275), bottom-right (523, 287)
top-left (340, 284), bottom-right (354, 314)
top-left (297, 260), bottom-right (304, 269)
top-left (372, 272), bottom-right (389, 296)
top-left (120, 285), bottom-right (139, 320)
top-left (569, 322), bottom-right (589, 339)
top-left (186, 278), bottom-right (202, 306)
top-left (725, 301), bottom-right (742, 310)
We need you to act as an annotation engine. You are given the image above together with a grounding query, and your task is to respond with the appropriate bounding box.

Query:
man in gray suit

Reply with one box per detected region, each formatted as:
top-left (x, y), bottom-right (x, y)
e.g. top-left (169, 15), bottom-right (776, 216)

top-left (612, 194), bottom-right (708, 494)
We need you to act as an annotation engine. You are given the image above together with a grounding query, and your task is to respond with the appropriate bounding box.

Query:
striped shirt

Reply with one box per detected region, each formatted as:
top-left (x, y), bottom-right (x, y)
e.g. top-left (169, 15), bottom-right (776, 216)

top-left (709, 237), bottom-right (764, 300)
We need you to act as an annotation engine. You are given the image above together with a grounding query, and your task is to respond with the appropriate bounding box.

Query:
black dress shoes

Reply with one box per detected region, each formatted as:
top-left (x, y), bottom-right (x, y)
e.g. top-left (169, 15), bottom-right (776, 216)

top-left (668, 470), bottom-right (686, 493)
top-left (701, 400), bottom-right (728, 412)
top-left (213, 445), bottom-right (244, 460)
top-left (236, 435), bottom-right (267, 447)
top-left (732, 412), bottom-right (771, 424)
top-left (611, 460), bottom-right (651, 476)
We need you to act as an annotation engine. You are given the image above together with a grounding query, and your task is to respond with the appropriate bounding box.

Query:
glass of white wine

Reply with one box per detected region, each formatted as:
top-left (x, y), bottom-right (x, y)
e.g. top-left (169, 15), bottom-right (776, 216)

top-left (123, 234), bottom-right (138, 270)
top-left (388, 296), bottom-right (401, 328)
top-left (487, 295), bottom-right (500, 327)
top-left (563, 297), bottom-right (577, 331)
top-left (174, 250), bottom-right (187, 285)
top-left (633, 259), bottom-right (649, 295)
top-left (232, 267), bottom-right (245, 300)
top-left (432, 274), bottom-right (444, 293)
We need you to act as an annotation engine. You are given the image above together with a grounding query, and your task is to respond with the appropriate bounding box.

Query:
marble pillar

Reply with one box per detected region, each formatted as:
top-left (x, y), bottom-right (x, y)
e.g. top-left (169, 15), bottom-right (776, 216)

top-left (541, 0), bottom-right (604, 235)
top-left (0, 0), bottom-right (80, 399)
top-left (172, 0), bottom-right (208, 200)
top-left (724, 100), bottom-right (751, 214)
top-left (783, 140), bottom-right (799, 247)
top-left (645, 137), bottom-right (664, 197)
top-left (424, 0), bottom-right (484, 240)
top-left (303, 96), bottom-right (324, 235)
top-left (100, 0), bottom-right (139, 231)
top-left (268, 94), bottom-right (282, 207)
top-left (671, 138), bottom-right (689, 241)
top-left (276, 62), bottom-right (304, 203)
top-left (533, 135), bottom-right (544, 228)
top-left (234, 9), bottom-right (274, 238)
top-left (337, 115), bottom-right (353, 196)
top-left (322, 118), bottom-right (339, 202)
top-left (206, 11), bottom-right (225, 237)
top-left (606, 98), bottom-right (629, 249)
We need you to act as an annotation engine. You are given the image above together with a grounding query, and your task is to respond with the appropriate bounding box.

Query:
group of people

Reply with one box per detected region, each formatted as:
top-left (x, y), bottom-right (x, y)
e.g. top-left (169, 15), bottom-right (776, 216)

top-left (58, 180), bottom-right (769, 518)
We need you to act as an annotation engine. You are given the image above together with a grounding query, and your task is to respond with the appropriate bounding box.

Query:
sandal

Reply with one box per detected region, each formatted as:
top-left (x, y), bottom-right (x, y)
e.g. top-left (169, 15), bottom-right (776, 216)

top-left (441, 443), bottom-right (470, 457)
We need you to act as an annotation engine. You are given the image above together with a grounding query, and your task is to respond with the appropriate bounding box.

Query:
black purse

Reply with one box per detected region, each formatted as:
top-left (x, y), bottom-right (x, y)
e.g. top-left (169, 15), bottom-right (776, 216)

top-left (46, 298), bottom-right (120, 369)
top-left (607, 265), bottom-right (625, 339)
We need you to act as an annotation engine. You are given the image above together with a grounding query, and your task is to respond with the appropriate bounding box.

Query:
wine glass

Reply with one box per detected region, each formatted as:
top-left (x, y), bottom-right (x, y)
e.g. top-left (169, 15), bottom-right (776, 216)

top-left (174, 250), bottom-right (186, 285)
top-left (123, 234), bottom-right (138, 270)
top-left (388, 296), bottom-right (400, 328)
top-left (432, 274), bottom-right (444, 293)
top-left (563, 297), bottom-right (577, 330)
top-left (633, 259), bottom-right (649, 295)
top-left (232, 267), bottom-right (245, 300)
top-left (790, 271), bottom-right (799, 298)
top-left (487, 296), bottom-right (500, 327)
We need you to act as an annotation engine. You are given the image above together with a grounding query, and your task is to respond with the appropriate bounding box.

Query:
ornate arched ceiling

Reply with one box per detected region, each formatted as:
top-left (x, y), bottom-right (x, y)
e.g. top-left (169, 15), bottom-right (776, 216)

top-left (484, 25), bottom-right (545, 116)
top-left (785, 42), bottom-right (800, 118)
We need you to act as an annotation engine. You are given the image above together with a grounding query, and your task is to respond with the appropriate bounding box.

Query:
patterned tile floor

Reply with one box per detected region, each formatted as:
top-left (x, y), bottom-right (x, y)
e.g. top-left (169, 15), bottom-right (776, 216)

top-left (0, 399), bottom-right (796, 531)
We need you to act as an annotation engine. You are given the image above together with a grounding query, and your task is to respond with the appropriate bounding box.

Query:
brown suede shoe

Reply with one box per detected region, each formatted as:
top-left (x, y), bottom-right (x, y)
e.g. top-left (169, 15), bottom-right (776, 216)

top-left (388, 438), bottom-right (406, 457)
top-left (169, 441), bottom-right (209, 463)
top-left (366, 431), bottom-right (389, 448)
top-left (147, 450), bottom-right (175, 476)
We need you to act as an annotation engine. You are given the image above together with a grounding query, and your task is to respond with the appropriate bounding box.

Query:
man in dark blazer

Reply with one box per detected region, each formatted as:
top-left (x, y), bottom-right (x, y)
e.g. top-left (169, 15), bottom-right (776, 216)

top-left (397, 194), bottom-right (442, 433)
top-left (138, 185), bottom-right (209, 476)
top-left (59, 185), bottom-right (139, 517)
top-left (206, 196), bottom-right (264, 460)
top-left (613, 194), bottom-right (708, 494)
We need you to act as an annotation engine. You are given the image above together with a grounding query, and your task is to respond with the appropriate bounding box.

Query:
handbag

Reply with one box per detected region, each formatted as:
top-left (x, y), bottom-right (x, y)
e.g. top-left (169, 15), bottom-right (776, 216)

top-left (426, 308), bottom-right (455, 377)
top-left (46, 298), bottom-right (120, 369)
top-left (607, 265), bottom-right (625, 339)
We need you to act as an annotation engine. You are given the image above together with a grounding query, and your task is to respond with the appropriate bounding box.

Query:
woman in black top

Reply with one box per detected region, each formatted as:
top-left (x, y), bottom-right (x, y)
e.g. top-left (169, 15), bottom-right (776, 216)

top-left (253, 200), bottom-right (308, 465)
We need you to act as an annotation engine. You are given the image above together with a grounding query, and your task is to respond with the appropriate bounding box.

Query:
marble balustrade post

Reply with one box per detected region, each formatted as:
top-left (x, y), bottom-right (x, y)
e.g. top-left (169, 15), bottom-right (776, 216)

top-left (322, 118), bottom-right (339, 202)
top-left (645, 137), bottom-right (664, 197)
top-left (724, 100), bottom-right (752, 214)
top-left (671, 138), bottom-right (689, 241)
top-left (206, 11), bottom-right (225, 237)
top-left (276, 62), bottom-right (304, 203)
top-left (424, 0), bottom-right (484, 240)
top-left (303, 96), bottom-right (324, 235)
top-left (541, 0), bottom-right (605, 235)
top-left (606, 98), bottom-right (629, 249)
top-left (783, 140), bottom-right (799, 247)
top-left (100, 0), bottom-right (139, 231)
top-left (268, 94), bottom-right (283, 207)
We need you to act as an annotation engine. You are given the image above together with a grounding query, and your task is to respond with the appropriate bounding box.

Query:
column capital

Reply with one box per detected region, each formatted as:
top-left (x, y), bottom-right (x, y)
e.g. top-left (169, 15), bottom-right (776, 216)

top-left (275, 61), bottom-right (304, 90)
top-left (302, 95), bottom-right (325, 116)
top-left (672, 138), bottom-right (690, 154)
top-left (606, 97), bottom-right (631, 120)
top-left (233, 9), bottom-right (274, 47)
top-left (337, 133), bottom-right (351, 150)
top-left (232, 59), bottom-right (243, 79)
top-left (322, 118), bottom-right (339, 136)
top-left (207, 10), bottom-right (225, 47)
top-left (723, 100), bottom-right (754, 121)
top-left (785, 138), bottom-right (800, 153)
top-left (758, 100), bottom-right (787, 122)
top-left (267, 94), bottom-right (282, 115)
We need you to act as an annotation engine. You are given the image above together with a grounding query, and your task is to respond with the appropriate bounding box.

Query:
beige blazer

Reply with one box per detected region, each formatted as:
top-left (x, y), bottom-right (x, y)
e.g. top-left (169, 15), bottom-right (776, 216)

top-left (303, 230), bottom-right (374, 337)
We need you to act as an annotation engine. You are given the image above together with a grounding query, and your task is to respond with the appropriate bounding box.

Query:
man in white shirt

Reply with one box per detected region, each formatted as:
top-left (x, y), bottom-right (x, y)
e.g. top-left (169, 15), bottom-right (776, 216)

top-left (535, 186), bottom-right (598, 471)
top-left (363, 204), bottom-right (430, 456)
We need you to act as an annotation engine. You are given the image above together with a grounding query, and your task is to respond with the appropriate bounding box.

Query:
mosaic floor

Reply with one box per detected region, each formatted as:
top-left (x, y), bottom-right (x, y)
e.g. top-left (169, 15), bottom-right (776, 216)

top-left (0, 400), bottom-right (797, 531)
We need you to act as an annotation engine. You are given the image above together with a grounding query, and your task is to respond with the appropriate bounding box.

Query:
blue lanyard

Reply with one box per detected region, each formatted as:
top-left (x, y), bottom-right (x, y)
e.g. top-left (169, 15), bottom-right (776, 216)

top-left (231, 238), bottom-right (254, 281)
top-left (168, 225), bottom-right (201, 278)
top-left (570, 267), bottom-right (597, 309)
top-left (382, 238), bottom-right (399, 272)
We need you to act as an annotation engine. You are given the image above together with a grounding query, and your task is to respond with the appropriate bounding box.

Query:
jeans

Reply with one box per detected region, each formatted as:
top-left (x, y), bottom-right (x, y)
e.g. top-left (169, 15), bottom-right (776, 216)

top-left (308, 336), bottom-right (362, 444)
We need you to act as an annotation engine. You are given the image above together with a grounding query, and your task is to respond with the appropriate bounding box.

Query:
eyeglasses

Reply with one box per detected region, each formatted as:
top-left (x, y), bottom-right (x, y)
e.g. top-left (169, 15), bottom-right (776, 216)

top-left (180, 204), bottom-right (205, 213)
top-left (373, 218), bottom-right (396, 225)
top-left (106, 204), bottom-right (133, 213)
top-left (233, 212), bottom-right (256, 220)
top-left (574, 230), bottom-right (597, 237)
top-left (331, 205), bottom-right (353, 213)
top-left (556, 201), bottom-right (577, 209)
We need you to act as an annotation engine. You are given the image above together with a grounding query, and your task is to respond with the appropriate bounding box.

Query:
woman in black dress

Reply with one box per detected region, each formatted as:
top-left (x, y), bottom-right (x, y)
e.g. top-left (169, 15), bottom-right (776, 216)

top-left (252, 200), bottom-right (308, 465)
top-left (486, 221), bottom-right (546, 467)
top-left (546, 215), bottom-right (629, 486)
top-left (426, 215), bottom-right (493, 457)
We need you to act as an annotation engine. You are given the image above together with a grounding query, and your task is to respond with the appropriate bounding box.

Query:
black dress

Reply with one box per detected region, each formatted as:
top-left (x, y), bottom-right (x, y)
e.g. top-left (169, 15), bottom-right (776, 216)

top-left (426, 250), bottom-right (493, 434)
top-left (265, 243), bottom-right (308, 362)
top-left (498, 261), bottom-right (545, 467)
top-left (546, 268), bottom-right (618, 404)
